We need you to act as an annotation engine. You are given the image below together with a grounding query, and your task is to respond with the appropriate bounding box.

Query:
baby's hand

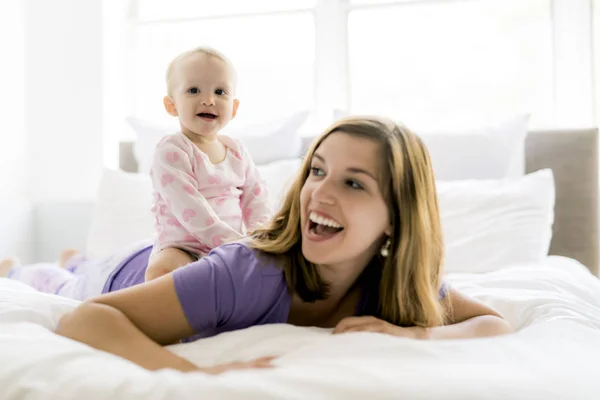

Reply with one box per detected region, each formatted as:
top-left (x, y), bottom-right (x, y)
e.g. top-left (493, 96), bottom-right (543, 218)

top-left (198, 356), bottom-right (276, 375)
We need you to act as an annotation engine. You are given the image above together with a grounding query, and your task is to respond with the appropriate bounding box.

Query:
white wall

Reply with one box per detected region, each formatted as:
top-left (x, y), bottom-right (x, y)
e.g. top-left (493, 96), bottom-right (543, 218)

top-left (22, 0), bottom-right (104, 260)
top-left (103, 0), bottom-right (134, 169)
top-left (0, 1), bottom-right (34, 262)
top-left (25, 0), bottom-right (104, 202)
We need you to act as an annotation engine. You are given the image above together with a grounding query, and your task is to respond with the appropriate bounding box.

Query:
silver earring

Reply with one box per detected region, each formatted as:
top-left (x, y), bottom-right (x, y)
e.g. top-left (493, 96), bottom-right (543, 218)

top-left (380, 237), bottom-right (391, 257)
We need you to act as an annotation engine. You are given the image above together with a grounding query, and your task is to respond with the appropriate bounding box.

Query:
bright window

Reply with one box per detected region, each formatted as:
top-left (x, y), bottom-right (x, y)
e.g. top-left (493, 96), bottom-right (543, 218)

top-left (348, 0), bottom-right (554, 128)
top-left (136, 0), bottom-right (316, 21)
top-left (103, 0), bottom-right (596, 166)
top-left (131, 13), bottom-right (315, 127)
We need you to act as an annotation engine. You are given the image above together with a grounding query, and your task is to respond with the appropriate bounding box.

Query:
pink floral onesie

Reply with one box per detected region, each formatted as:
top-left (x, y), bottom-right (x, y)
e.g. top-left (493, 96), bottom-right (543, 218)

top-left (150, 132), bottom-right (272, 258)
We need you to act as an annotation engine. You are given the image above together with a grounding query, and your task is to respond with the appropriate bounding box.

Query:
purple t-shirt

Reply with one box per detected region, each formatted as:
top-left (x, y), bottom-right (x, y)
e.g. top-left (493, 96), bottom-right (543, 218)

top-left (102, 243), bottom-right (290, 339)
top-left (173, 243), bottom-right (291, 339)
top-left (102, 242), bottom-right (448, 340)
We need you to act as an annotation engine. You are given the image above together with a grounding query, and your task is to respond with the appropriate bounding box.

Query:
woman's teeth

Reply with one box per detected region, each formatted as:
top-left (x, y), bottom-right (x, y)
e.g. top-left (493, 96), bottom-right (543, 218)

top-left (309, 212), bottom-right (343, 229)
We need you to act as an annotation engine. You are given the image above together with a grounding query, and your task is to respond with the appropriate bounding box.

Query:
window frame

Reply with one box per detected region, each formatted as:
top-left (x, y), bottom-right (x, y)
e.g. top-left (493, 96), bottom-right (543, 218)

top-left (103, 0), bottom-right (596, 167)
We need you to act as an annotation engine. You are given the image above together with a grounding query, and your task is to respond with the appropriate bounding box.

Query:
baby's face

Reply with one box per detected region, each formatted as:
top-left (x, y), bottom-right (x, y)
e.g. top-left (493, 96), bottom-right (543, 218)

top-left (166, 53), bottom-right (239, 140)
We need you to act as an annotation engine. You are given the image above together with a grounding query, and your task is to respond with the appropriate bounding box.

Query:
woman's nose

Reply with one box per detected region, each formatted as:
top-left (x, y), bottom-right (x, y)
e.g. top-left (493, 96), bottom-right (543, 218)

top-left (311, 178), bottom-right (336, 205)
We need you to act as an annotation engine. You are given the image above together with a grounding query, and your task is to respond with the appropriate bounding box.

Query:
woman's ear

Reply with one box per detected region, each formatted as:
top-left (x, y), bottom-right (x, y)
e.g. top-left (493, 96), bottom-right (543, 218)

top-left (384, 224), bottom-right (392, 237)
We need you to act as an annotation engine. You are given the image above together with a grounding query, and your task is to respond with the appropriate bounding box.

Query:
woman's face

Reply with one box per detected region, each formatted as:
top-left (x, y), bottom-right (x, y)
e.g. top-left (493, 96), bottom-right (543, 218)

top-left (300, 132), bottom-right (392, 269)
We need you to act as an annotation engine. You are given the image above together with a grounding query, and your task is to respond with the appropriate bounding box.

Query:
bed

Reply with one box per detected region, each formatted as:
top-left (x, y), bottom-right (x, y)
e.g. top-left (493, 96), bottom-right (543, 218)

top-left (1, 127), bottom-right (599, 399)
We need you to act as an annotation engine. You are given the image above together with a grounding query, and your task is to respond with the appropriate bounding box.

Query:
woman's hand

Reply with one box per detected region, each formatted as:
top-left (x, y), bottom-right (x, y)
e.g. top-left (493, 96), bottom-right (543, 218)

top-left (332, 316), bottom-right (428, 339)
top-left (200, 356), bottom-right (276, 375)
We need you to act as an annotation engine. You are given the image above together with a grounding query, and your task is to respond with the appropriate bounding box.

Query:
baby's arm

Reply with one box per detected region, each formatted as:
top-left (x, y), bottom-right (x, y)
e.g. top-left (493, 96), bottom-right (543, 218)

top-left (239, 145), bottom-right (273, 231)
top-left (151, 141), bottom-right (243, 249)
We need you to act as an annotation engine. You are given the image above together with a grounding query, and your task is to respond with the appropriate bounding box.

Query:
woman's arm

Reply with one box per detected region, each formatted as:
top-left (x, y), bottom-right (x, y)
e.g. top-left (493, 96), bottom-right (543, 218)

top-left (55, 275), bottom-right (272, 373)
top-left (333, 288), bottom-right (512, 340)
top-left (56, 299), bottom-right (198, 372)
top-left (422, 287), bottom-right (512, 339)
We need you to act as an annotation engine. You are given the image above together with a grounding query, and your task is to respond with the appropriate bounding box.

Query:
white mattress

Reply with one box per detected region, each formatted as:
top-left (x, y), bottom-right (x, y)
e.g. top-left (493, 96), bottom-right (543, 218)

top-left (2, 256), bottom-right (600, 399)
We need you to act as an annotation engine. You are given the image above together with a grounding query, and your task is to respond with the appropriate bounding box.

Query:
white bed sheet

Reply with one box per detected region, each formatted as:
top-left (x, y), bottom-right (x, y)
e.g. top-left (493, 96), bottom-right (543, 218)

top-left (1, 256), bottom-right (600, 399)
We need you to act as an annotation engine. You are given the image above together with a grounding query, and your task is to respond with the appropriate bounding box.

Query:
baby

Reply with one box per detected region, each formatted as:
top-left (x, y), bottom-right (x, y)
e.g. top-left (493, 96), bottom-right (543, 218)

top-left (146, 46), bottom-right (272, 281)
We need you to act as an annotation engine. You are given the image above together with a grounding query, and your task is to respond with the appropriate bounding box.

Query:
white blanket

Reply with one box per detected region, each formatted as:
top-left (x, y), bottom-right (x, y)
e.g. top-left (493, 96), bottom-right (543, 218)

top-left (2, 256), bottom-right (600, 400)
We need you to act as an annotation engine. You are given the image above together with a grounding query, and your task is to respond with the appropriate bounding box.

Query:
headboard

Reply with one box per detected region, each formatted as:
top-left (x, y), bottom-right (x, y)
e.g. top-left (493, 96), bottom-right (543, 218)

top-left (119, 128), bottom-right (600, 275)
top-left (525, 128), bottom-right (598, 275)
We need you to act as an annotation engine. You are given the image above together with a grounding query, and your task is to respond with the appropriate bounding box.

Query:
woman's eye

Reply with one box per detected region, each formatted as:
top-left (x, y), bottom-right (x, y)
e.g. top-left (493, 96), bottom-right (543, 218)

top-left (310, 167), bottom-right (325, 176)
top-left (215, 89), bottom-right (225, 95)
top-left (187, 87), bottom-right (199, 94)
top-left (346, 180), bottom-right (364, 190)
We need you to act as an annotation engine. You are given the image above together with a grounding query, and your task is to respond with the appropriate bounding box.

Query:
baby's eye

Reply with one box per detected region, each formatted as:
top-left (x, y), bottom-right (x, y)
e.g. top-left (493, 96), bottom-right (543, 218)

top-left (187, 87), bottom-right (199, 94)
top-left (215, 89), bottom-right (226, 95)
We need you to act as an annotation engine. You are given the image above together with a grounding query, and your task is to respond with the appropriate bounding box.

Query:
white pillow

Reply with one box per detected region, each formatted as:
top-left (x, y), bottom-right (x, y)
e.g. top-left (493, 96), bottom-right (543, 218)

top-left (418, 114), bottom-right (530, 180)
top-left (86, 166), bottom-right (554, 273)
top-left (127, 117), bottom-right (176, 175)
top-left (85, 161), bottom-right (303, 258)
top-left (298, 114), bottom-right (530, 180)
top-left (256, 158), bottom-right (302, 208)
top-left (127, 111), bottom-right (309, 173)
top-left (221, 111), bottom-right (309, 165)
top-left (438, 168), bottom-right (555, 273)
top-left (85, 169), bottom-right (155, 259)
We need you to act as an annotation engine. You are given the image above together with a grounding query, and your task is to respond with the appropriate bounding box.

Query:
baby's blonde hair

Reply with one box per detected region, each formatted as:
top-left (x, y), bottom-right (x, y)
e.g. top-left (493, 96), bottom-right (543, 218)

top-left (165, 46), bottom-right (237, 96)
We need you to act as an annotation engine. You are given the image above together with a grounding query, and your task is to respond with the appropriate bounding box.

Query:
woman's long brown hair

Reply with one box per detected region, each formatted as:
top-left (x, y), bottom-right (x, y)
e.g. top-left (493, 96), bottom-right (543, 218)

top-left (249, 116), bottom-right (446, 327)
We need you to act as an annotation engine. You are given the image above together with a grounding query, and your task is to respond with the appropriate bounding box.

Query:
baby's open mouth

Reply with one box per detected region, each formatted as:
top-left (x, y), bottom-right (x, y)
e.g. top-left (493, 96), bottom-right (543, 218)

top-left (197, 113), bottom-right (217, 119)
top-left (309, 212), bottom-right (344, 237)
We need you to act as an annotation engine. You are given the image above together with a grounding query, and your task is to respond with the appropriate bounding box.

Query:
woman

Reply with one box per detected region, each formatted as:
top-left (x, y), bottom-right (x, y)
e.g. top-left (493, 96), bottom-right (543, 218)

top-left (3, 116), bottom-right (512, 374)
